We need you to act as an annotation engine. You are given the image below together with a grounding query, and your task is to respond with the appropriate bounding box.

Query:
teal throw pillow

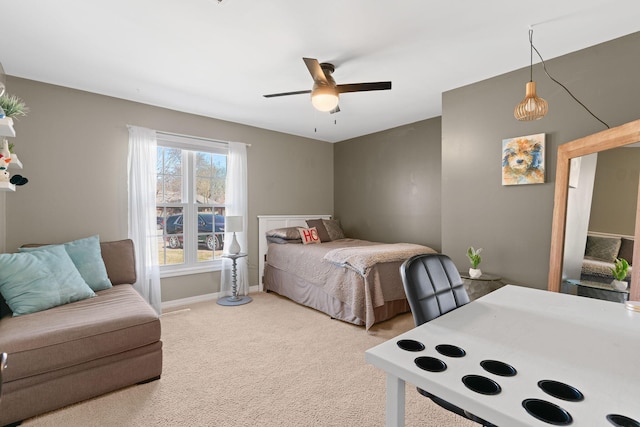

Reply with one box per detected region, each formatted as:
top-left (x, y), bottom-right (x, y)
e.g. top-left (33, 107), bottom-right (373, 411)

top-left (0, 247), bottom-right (96, 316)
top-left (21, 235), bottom-right (112, 291)
top-left (0, 253), bottom-right (62, 315)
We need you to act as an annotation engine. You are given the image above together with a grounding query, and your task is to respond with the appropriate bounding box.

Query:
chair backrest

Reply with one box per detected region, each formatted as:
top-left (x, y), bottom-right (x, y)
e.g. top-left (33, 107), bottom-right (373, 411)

top-left (400, 253), bottom-right (470, 326)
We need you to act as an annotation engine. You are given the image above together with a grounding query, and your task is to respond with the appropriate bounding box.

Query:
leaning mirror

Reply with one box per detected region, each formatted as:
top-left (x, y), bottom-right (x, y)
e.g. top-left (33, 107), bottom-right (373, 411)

top-left (548, 118), bottom-right (640, 301)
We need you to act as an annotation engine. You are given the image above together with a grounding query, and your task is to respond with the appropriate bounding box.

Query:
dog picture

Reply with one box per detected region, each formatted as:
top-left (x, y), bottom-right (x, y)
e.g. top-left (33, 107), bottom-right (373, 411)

top-left (502, 133), bottom-right (545, 185)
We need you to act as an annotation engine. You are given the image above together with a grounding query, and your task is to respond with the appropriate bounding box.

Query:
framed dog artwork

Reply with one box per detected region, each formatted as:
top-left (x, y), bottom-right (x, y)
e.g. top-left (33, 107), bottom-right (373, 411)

top-left (501, 133), bottom-right (545, 185)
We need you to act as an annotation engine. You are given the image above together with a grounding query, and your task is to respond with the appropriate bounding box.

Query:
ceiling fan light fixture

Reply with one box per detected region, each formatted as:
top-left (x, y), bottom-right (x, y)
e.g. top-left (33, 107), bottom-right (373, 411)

top-left (514, 81), bottom-right (548, 121)
top-left (311, 85), bottom-right (339, 112)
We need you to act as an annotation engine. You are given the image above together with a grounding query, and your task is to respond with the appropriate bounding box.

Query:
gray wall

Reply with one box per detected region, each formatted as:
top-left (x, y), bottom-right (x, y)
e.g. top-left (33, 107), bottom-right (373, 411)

top-left (5, 31), bottom-right (640, 301)
top-left (334, 117), bottom-right (442, 250)
top-left (4, 77), bottom-right (333, 301)
top-left (589, 146), bottom-right (640, 236)
top-left (334, 31), bottom-right (640, 290)
top-left (442, 32), bottom-right (640, 289)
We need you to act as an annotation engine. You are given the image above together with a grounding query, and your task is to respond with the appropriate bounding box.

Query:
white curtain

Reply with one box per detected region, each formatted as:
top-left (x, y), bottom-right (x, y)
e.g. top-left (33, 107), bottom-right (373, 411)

top-left (220, 142), bottom-right (249, 297)
top-left (127, 126), bottom-right (162, 314)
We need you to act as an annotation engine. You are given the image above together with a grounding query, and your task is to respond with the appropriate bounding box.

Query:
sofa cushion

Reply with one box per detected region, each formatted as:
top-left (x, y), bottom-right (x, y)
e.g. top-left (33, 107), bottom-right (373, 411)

top-left (100, 239), bottom-right (137, 285)
top-left (21, 235), bottom-right (112, 292)
top-left (64, 235), bottom-right (113, 291)
top-left (585, 235), bottom-right (621, 263)
top-left (0, 284), bottom-right (160, 383)
top-left (21, 238), bottom-right (136, 287)
top-left (618, 238), bottom-right (634, 266)
top-left (0, 247), bottom-right (96, 316)
top-left (0, 253), bottom-right (58, 316)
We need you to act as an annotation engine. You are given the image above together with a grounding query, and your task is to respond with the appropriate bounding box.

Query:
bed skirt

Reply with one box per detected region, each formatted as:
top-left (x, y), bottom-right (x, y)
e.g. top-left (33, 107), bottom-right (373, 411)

top-left (263, 264), bottom-right (410, 328)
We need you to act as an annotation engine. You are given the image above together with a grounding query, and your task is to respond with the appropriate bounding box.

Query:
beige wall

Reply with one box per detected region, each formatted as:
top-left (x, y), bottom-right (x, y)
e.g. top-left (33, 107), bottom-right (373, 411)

top-left (440, 31), bottom-right (640, 289)
top-left (334, 31), bottom-right (640, 290)
top-left (5, 30), bottom-right (640, 301)
top-left (589, 147), bottom-right (640, 236)
top-left (334, 117), bottom-right (442, 249)
top-left (4, 77), bottom-right (333, 301)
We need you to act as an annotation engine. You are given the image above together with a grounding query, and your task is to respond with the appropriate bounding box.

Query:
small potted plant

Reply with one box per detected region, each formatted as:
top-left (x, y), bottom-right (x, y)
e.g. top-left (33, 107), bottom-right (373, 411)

top-left (610, 258), bottom-right (629, 291)
top-left (467, 246), bottom-right (483, 279)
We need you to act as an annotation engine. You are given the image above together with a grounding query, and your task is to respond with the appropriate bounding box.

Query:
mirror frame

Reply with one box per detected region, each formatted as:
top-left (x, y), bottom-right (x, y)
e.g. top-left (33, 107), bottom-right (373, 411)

top-left (548, 118), bottom-right (640, 301)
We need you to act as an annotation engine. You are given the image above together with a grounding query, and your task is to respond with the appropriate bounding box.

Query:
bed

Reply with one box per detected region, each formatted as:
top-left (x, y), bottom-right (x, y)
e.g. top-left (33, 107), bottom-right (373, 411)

top-left (257, 215), bottom-right (436, 330)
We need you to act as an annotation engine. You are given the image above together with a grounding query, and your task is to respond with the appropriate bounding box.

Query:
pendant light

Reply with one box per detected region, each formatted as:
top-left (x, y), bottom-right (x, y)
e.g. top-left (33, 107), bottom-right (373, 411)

top-left (514, 29), bottom-right (548, 121)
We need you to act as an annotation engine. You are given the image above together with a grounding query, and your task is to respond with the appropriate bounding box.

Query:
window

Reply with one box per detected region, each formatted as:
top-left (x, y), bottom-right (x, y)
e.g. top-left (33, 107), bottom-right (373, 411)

top-left (155, 134), bottom-right (228, 275)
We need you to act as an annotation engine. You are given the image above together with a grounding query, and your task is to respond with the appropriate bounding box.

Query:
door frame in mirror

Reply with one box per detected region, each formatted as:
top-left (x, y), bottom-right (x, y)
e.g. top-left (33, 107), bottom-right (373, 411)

top-left (548, 118), bottom-right (640, 301)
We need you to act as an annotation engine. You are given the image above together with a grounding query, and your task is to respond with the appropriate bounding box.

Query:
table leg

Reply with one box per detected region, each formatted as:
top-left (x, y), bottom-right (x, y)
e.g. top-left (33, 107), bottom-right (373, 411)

top-left (216, 256), bottom-right (252, 306)
top-left (229, 258), bottom-right (239, 300)
top-left (386, 374), bottom-right (405, 427)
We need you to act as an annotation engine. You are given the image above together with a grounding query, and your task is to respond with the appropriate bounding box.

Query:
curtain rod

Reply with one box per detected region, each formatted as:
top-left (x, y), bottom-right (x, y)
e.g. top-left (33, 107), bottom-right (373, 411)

top-left (126, 125), bottom-right (250, 147)
top-left (155, 130), bottom-right (251, 147)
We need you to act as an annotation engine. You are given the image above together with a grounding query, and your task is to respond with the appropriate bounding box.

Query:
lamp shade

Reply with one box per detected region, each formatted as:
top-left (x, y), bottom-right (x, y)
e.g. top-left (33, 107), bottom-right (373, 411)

top-left (311, 85), bottom-right (339, 112)
top-left (225, 216), bottom-right (243, 233)
top-left (514, 81), bottom-right (548, 121)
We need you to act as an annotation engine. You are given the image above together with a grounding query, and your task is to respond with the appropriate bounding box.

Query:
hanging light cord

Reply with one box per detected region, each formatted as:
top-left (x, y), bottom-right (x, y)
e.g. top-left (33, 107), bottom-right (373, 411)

top-left (529, 29), bottom-right (610, 129)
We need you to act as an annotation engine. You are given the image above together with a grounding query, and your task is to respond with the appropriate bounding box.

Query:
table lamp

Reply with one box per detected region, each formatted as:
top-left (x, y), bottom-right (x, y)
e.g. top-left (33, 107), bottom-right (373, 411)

top-left (225, 216), bottom-right (243, 254)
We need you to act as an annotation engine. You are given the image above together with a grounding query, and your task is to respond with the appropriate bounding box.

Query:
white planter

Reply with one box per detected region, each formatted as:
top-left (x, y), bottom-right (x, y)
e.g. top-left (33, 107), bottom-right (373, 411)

top-left (612, 280), bottom-right (628, 291)
top-left (469, 268), bottom-right (482, 279)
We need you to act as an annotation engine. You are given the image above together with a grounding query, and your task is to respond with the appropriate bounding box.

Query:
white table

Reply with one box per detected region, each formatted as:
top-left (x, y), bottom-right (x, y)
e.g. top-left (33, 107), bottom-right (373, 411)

top-left (365, 285), bottom-right (640, 426)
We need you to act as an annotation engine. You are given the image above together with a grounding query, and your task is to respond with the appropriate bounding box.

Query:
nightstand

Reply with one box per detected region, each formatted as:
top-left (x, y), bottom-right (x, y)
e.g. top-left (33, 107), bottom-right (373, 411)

top-left (458, 272), bottom-right (505, 301)
top-left (217, 253), bottom-right (252, 306)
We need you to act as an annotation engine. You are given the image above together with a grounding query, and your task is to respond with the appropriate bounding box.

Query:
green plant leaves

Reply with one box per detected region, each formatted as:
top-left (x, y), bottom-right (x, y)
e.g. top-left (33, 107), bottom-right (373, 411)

top-left (0, 94), bottom-right (29, 118)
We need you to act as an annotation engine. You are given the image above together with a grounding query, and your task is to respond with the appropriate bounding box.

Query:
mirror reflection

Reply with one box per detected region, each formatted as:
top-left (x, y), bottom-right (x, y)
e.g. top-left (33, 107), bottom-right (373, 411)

top-left (561, 146), bottom-right (639, 302)
top-left (549, 119), bottom-right (640, 301)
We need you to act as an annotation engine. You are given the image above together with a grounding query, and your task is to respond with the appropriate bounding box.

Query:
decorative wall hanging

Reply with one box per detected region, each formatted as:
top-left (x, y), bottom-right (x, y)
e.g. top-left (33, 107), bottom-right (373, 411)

top-left (502, 133), bottom-right (545, 185)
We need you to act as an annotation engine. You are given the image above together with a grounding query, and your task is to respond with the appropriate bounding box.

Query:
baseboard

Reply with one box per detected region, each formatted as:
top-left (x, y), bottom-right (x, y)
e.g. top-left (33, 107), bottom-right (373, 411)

top-left (161, 285), bottom-right (260, 310)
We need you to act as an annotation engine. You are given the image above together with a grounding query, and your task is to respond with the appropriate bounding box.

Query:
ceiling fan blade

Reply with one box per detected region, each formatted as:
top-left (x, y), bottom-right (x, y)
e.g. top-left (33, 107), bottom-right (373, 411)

top-left (303, 57), bottom-right (328, 85)
top-left (337, 81), bottom-right (392, 94)
top-left (263, 90), bottom-right (311, 98)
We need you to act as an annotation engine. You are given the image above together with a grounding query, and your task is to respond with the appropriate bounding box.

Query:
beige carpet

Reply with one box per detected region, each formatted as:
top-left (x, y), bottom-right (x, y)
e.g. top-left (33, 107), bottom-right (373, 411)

top-left (24, 292), bottom-right (475, 426)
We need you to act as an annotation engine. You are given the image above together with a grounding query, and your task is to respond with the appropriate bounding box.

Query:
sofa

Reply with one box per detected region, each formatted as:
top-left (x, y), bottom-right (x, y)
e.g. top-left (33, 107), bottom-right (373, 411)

top-left (581, 232), bottom-right (633, 284)
top-left (0, 238), bottom-right (162, 426)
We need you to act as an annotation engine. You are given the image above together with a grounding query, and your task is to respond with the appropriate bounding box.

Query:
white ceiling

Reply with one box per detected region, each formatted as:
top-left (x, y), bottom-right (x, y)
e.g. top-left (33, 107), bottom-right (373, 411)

top-left (1, 0), bottom-right (639, 142)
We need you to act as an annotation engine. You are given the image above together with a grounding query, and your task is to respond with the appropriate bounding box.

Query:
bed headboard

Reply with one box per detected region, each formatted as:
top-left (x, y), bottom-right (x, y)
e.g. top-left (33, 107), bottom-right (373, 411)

top-left (257, 214), bottom-right (331, 291)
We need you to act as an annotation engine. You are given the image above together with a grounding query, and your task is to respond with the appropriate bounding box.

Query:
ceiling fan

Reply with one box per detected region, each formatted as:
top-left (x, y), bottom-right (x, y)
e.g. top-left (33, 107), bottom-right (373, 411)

top-left (263, 57), bottom-right (392, 113)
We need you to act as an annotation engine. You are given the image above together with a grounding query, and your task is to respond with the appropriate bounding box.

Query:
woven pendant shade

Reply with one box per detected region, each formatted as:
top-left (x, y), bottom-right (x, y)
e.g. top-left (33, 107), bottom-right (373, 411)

top-left (514, 81), bottom-right (548, 121)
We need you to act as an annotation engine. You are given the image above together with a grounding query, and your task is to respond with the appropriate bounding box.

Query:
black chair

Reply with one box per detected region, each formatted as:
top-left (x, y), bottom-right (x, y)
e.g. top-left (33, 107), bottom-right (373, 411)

top-left (400, 253), bottom-right (496, 427)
